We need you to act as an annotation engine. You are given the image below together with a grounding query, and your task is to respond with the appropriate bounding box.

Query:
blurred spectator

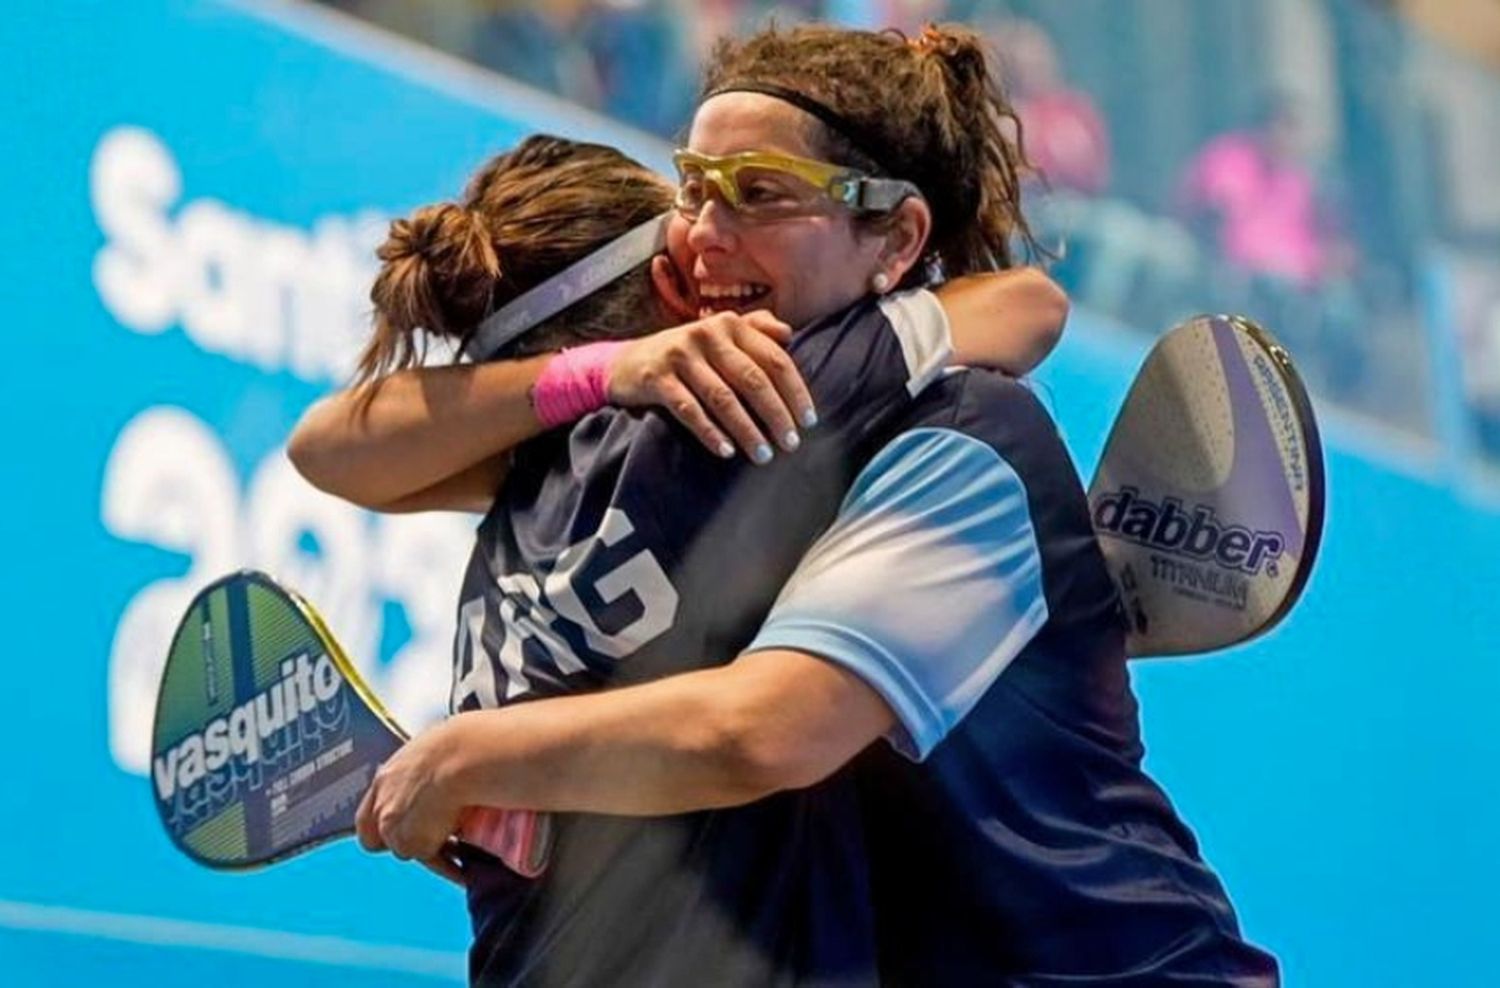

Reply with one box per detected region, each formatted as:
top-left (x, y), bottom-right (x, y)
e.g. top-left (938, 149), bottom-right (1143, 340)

top-left (468, 1), bottom-right (701, 136)
top-left (1389, 0), bottom-right (1500, 71)
top-left (1178, 95), bottom-right (1369, 400)
top-left (987, 18), bottom-right (1111, 196)
top-left (679, 0), bottom-right (817, 68)
top-left (308, 0), bottom-right (1466, 437)
top-left (584, 1), bottom-right (698, 135)
top-left (868, 0), bottom-right (949, 34)
top-left (1447, 252), bottom-right (1500, 457)
top-left (1176, 95), bottom-right (1349, 288)
top-left (471, 1), bottom-right (604, 109)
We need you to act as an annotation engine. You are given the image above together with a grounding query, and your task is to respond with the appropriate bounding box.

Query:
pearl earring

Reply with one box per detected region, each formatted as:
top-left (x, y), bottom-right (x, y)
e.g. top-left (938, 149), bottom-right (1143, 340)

top-left (871, 272), bottom-right (891, 294)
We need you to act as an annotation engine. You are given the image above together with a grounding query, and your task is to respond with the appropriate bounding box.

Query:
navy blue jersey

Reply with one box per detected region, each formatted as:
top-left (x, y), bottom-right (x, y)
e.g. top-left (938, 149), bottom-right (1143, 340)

top-left (748, 369), bottom-right (1280, 985)
top-left (453, 292), bottom-right (952, 987)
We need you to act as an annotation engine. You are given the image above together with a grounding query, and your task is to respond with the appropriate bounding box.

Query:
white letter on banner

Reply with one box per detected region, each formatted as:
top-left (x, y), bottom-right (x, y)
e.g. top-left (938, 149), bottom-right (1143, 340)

top-left (248, 225), bottom-right (313, 374)
top-left (177, 199), bottom-right (253, 362)
top-left (91, 126), bottom-right (180, 334)
top-left (102, 408), bottom-right (240, 774)
top-left (89, 127), bottom-right (383, 385)
top-left (105, 408), bottom-right (473, 775)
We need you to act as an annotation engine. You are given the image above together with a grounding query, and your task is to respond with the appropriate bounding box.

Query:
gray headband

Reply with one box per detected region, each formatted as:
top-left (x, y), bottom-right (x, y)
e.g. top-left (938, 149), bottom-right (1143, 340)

top-left (464, 211), bottom-right (671, 361)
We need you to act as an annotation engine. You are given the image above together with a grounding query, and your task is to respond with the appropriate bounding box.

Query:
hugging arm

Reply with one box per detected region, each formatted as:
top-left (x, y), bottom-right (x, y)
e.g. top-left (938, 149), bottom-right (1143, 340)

top-left (289, 312), bottom-right (810, 512)
top-left (358, 409), bottom-right (1044, 859)
top-left (291, 270), bottom-right (1066, 515)
top-left (356, 647), bottom-right (893, 864)
top-left (288, 358), bottom-right (545, 512)
top-left (936, 267), bottom-right (1068, 376)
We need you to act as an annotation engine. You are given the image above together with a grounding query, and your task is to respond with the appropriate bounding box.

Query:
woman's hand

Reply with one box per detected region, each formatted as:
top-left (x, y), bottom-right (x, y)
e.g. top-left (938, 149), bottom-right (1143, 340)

top-left (608, 310), bottom-right (817, 464)
top-left (356, 719), bottom-right (468, 864)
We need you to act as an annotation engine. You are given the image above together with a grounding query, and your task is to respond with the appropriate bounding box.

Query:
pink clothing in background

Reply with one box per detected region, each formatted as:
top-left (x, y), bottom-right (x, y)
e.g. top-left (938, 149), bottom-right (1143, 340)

top-left (1180, 132), bottom-right (1328, 286)
top-left (1017, 90), bottom-right (1111, 196)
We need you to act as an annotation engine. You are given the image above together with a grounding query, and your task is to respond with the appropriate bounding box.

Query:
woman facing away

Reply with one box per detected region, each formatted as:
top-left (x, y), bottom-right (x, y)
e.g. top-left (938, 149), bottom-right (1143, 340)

top-left (297, 22), bottom-right (1276, 987)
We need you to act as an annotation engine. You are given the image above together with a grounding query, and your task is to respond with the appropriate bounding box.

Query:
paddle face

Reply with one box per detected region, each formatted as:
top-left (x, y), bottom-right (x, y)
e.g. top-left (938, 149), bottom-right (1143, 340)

top-left (152, 571), bottom-right (407, 869)
top-left (1088, 315), bottom-right (1325, 657)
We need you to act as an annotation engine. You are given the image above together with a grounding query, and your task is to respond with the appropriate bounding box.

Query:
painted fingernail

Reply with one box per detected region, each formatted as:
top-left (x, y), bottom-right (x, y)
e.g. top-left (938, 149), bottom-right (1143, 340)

top-left (781, 430), bottom-right (801, 451)
top-left (715, 440), bottom-right (735, 459)
top-left (800, 408), bottom-right (819, 428)
top-left (752, 443), bottom-right (774, 465)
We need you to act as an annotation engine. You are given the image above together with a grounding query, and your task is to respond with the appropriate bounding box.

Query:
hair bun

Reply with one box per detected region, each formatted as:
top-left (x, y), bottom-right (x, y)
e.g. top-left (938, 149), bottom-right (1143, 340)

top-left (369, 201), bottom-right (501, 358)
top-left (378, 203), bottom-right (486, 264)
top-left (908, 24), bottom-right (956, 57)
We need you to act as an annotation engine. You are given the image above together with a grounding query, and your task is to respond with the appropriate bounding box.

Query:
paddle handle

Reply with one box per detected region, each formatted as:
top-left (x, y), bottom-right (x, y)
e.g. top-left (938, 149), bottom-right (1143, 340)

top-left (456, 807), bottom-right (553, 878)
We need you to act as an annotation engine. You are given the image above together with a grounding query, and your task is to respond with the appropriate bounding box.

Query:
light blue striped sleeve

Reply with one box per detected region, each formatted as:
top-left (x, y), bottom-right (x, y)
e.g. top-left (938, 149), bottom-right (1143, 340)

top-left (746, 427), bottom-right (1049, 760)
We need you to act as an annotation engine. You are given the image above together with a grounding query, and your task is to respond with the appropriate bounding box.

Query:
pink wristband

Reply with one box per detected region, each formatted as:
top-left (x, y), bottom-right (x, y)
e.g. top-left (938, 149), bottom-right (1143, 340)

top-left (532, 341), bottom-right (628, 427)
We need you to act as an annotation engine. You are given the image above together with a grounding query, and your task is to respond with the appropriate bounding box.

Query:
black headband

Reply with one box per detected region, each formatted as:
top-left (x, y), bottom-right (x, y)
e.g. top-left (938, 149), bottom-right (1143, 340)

top-left (702, 83), bottom-right (900, 180)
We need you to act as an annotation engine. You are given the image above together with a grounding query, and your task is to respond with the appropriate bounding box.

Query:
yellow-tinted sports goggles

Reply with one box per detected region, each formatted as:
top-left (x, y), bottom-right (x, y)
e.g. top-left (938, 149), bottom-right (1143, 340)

top-left (672, 149), bottom-right (921, 221)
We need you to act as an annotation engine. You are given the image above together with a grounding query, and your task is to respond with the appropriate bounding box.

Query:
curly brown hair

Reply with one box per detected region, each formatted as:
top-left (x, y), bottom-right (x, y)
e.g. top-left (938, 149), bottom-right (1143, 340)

top-left (702, 24), bottom-right (1038, 286)
top-left (356, 135), bottom-right (675, 384)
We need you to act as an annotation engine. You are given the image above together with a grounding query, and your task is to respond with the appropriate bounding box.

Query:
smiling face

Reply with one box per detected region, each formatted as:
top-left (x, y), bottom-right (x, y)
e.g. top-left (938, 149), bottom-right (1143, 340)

top-left (666, 92), bottom-right (891, 329)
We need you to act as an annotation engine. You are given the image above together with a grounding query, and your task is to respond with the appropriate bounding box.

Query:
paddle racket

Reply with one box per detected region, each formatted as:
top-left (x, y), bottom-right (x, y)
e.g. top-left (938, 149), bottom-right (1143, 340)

top-left (151, 569), bottom-right (552, 877)
top-left (1088, 314), bottom-right (1325, 657)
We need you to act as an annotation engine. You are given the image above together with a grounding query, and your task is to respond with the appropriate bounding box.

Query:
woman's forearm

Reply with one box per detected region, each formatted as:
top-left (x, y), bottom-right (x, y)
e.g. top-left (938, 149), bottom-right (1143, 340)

top-left (433, 649), bottom-right (892, 817)
top-left (288, 356), bottom-right (550, 509)
top-left (372, 454), bottom-right (513, 514)
top-left (936, 267), bottom-right (1069, 376)
top-left (438, 668), bottom-right (772, 816)
top-left (358, 663), bottom-right (769, 861)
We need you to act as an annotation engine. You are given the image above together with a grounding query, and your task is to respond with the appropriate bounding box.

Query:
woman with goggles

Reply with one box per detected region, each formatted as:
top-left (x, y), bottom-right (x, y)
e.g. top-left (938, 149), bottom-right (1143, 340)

top-left (653, 23), bottom-right (1277, 987)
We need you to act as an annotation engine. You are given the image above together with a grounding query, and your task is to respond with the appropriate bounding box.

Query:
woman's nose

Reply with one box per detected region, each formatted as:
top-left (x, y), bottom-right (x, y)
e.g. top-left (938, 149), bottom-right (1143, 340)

top-left (685, 198), bottom-right (740, 255)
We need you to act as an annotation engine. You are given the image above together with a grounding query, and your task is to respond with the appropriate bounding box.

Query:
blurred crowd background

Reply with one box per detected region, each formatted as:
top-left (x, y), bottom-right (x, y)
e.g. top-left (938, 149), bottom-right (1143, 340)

top-left (318, 0), bottom-right (1500, 467)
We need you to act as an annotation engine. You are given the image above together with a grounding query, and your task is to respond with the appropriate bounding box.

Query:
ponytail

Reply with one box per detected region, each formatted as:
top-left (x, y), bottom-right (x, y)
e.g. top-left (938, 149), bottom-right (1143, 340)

top-left (358, 203), bottom-right (500, 384)
top-left (908, 24), bottom-right (1036, 271)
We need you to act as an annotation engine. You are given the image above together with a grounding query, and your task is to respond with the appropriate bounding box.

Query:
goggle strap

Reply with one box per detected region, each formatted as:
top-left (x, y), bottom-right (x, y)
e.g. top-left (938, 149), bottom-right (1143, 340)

top-left (854, 178), bottom-right (921, 213)
top-left (465, 212), bottom-right (671, 361)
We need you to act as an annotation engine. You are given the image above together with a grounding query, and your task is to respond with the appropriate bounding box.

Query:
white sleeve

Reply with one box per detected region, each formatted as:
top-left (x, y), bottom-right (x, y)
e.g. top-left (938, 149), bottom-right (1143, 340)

top-left (745, 427), bottom-right (1049, 760)
top-left (877, 289), bottom-right (952, 397)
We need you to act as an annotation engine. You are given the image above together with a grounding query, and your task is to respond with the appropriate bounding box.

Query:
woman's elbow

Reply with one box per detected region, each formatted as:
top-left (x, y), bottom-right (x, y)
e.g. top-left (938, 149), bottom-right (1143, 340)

top-left (285, 419), bottom-right (319, 481)
top-left (1024, 267), bottom-right (1070, 351)
top-left (286, 409), bottom-right (336, 491)
top-left (705, 703), bottom-right (840, 801)
top-left (286, 401), bottom-right (379, 507)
